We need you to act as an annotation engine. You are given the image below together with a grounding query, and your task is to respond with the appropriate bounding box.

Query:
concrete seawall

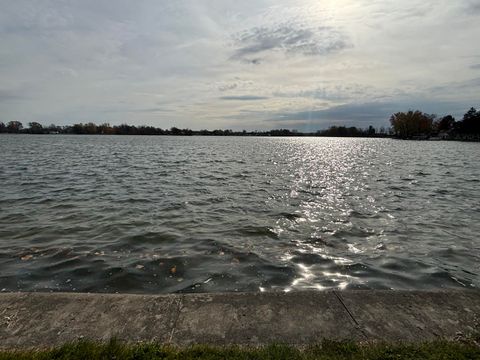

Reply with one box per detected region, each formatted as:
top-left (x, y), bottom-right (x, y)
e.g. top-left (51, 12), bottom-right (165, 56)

top-left (1, 290), bottom-right (479, 349)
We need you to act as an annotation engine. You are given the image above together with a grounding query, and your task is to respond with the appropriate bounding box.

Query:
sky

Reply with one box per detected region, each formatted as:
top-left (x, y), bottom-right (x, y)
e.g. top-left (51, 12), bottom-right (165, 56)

top-left (1, 0), bottom-right (479, 131)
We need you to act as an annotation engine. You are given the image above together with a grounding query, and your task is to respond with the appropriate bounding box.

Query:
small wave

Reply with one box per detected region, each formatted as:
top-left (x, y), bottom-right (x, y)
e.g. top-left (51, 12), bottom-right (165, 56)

top-left (235, 226), bottom-right (279, 239)
top-left (278, 212), bottom-right (303, 221)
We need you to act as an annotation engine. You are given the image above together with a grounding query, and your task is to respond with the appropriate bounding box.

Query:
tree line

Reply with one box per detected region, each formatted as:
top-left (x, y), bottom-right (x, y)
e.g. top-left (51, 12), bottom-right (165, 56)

top-left (1, 106), bottom-right (478, 139)
top-left (390, 107), bottom-right (480, 140)
top-left (0, 121), bottom-right (387, 137)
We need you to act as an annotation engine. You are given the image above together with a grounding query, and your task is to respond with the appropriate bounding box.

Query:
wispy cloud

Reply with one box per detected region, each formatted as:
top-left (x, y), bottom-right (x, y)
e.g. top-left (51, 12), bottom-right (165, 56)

top-left (465, 0), bottom-right (480, 13)
top-left (273, 84), bottom-right (382, 102)
top-left (220, 95), bottom-right (268, 101)
top-left (268, 102), bottom-right (397, 124)
top-left (231, 23), bottom-right (350, 62)
top-left (0, 89), bottom-right (26, 102)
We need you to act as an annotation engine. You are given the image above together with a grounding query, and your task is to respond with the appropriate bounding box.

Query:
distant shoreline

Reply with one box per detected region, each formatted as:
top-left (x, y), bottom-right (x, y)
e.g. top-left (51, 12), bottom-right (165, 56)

top-left (2, 111), bottom-right (479, 139)
top-left (0, 123), bottom-right (389, 138)
top-left (3, 133), bottom-right (480, 141)
top-left (1, 132), bottom-right (391, 138)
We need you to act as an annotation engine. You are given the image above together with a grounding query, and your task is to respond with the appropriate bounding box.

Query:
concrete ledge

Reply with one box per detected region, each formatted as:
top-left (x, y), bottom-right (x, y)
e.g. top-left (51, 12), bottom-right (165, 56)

top-left (0, 290), bottom-right (479, 349)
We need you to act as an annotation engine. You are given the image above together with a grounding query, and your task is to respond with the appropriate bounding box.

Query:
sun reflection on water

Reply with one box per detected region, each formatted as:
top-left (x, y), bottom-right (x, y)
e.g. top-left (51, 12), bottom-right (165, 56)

top-left (268, 138), bottom-right (393, 291)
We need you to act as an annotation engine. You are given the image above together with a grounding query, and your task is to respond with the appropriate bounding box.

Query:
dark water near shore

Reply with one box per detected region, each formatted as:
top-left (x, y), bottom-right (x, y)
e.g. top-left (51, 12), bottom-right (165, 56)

top-left (1, 135), bottom-right (479, 293)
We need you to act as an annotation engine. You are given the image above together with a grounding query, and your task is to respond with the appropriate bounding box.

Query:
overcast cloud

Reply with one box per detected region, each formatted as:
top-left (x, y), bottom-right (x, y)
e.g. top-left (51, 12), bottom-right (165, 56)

top-left (0, 0), bottom-right (479, 130)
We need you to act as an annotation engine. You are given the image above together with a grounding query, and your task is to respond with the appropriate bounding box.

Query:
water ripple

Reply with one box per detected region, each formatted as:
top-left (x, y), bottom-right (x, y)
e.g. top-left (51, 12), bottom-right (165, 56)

top-left (0, 135), bottom-right (479, 293)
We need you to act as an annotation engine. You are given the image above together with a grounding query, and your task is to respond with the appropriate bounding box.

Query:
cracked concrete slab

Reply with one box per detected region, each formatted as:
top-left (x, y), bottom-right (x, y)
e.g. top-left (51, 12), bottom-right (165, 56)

top-left (0, 292), bottom-right (180, 349)
top-left (337, 290), bottom-right (480, 342)
top-left (171, 291), bottom-right (363, 346)
top-left (0, 290), bottom-right (479, 349)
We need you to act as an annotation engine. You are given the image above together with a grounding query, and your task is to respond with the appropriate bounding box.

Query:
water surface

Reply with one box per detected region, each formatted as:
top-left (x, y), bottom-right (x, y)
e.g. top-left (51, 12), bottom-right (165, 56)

top-left (1, 135), bottom-right (479, 293)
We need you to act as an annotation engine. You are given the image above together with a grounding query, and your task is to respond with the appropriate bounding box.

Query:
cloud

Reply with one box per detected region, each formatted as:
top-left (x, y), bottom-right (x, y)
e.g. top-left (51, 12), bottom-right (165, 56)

top-left (100, 107), bottom-right (173, 113)
top-left (0, 1), bottom-right (479, 129)
top-left (231, 23), bottom-right (350, 62)
top-left (220, 95), bottom-right (268, 101)
top-left (273, 84), bottom-right (382, 102)
top-left (127, 108), bottom-right (172, 113)
top-left (427, 77), bottom-right (480, 93)
top-left (215, 79), bottom-right (256, 93)
top-left (218, 83), bottom-right (238, 91)
top-left (465, 0), bottom-right (480, 13)
top-left (456, 77), bottom-right (480, 88)
top-left (268, 102), bottom-right (397, 124)
top-left (0, 89), bottom-right (26, 102)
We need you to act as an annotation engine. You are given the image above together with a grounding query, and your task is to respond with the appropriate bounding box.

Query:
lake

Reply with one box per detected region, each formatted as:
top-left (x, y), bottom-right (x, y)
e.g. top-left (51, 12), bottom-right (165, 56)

top-left (0, 135), bottom-right (479, 293)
